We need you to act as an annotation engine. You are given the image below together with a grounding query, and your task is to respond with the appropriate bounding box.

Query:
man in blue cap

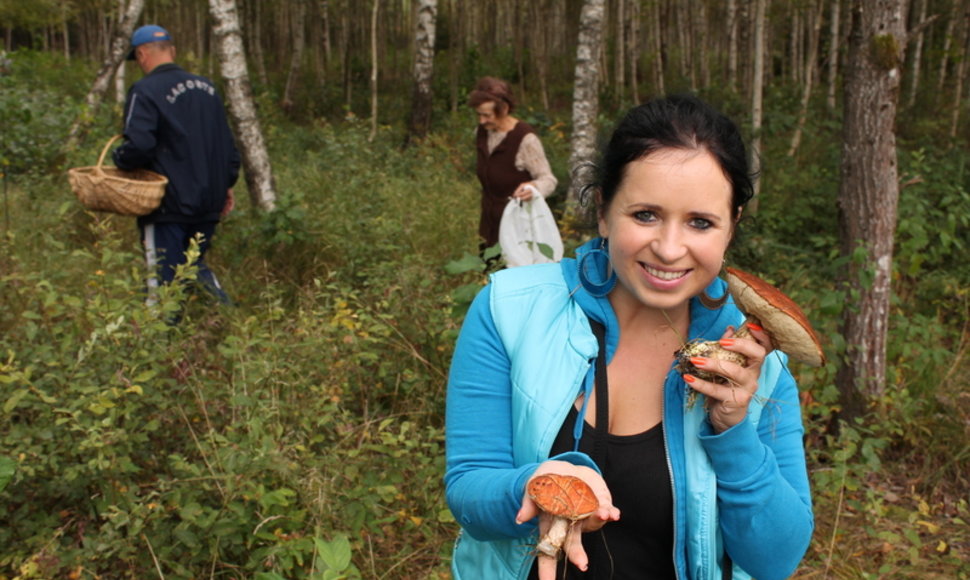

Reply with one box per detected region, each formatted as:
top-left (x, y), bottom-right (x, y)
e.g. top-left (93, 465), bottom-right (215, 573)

top-left (114, 24), bottom-right (240, 311)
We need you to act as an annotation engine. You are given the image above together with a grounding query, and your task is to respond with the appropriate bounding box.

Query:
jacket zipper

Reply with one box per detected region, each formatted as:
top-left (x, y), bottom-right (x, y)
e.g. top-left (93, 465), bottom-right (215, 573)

top-left (663, 375), bottom-right (683, 580)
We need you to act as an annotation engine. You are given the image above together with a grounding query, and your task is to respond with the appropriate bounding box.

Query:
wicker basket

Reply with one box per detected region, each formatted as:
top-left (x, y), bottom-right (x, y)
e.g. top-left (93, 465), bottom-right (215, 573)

top-left (68, 135), bottom-right (168, 216)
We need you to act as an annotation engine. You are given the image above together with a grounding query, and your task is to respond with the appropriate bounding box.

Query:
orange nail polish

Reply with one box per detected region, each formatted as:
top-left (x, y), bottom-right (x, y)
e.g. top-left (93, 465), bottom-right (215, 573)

top-left (690, 356), bottom-right (706, 366)
top-left (683, 374), bottom-right (696, 384)
top-left (719, 338), bottom-right (735, 347)
top-left (747, 322), bottom-right (764, 332)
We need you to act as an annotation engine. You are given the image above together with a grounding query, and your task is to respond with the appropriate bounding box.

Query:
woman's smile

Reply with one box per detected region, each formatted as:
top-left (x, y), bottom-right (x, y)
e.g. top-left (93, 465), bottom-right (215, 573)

top-left (598, 148), bottom-right (735, 315)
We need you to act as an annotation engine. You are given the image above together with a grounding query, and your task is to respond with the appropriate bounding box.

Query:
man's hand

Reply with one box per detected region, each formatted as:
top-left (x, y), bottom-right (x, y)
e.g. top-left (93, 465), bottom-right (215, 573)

top-left (221, 188), bottom-right (235, 218)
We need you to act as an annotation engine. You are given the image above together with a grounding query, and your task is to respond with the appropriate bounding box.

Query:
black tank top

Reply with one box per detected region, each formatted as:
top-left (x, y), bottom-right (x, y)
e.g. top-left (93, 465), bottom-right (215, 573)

top-left (527, 405), bottom-right (677, 579)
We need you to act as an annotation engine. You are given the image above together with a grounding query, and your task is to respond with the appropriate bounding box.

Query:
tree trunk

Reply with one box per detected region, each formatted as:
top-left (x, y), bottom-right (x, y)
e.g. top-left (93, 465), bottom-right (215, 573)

top-left (827, 0), bottom-right (842, 110)
top-left (749, 0), bottom-right (766, 214)
top-left (319, 0), bottom-right (332, 66)
top-left (629, 0), bottom-right (640, 103)
top-left (905, 0), bottom-right (927, 108)
top-left (407, 0), bottom-right (437, 143)
top-left (949, 7), bottom-right (970, 139)
top-left (67, 0), bottom-right (145, 147)
top-left (616, 0), bottom-right (626, 104)
top-left (650, 0), bottom-right (665, 97)
top-left (282, 0), bottom-right (307, 114)
top-left (696, 0), bottom-right (709, 87)
top-left (208, 0), bottom-right (277, 211)
top-left (739, 0), bottom-right (751, 99)
top-left (937, 1), bottom-right (959, 92)
top-left (789, 0), bottom-right (825, 157)
top-left (449, 0), bottom-right (462, 112)
top-left (836, 0), bottom-right (909, 421)
top-left (369, 0), bottom-right (379, 142)
top-left (531, 0), bottom-right (551, 111)
top-left (566, 0), bottom-right (606, 217)
top-left (728, 0), bottom-right (739, 92)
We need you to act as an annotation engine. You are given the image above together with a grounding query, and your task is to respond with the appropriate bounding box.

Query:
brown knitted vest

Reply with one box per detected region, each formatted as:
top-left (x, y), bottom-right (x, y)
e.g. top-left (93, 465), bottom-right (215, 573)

top-left (475, 121), bottom-right (535, 247)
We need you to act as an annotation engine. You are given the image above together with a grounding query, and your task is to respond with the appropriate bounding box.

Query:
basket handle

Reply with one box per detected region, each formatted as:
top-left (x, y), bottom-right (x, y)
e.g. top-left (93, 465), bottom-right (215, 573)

top-left (96, 135), bottom-right (124, 173)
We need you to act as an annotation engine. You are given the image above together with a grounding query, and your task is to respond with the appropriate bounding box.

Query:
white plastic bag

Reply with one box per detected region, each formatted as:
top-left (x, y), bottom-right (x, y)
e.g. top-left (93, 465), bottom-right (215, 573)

top-left (498, 186), bottom-right (564, 267)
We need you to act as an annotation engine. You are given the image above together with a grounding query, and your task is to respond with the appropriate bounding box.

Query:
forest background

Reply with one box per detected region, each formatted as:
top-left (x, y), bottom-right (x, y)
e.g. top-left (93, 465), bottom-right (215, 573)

top-left (0, 0), bottom-right (968, 578)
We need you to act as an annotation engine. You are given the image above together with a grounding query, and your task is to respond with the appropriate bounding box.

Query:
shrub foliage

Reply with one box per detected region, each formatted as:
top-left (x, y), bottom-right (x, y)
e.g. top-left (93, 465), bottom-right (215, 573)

top-left (1, 49), bottom-right (967, 579)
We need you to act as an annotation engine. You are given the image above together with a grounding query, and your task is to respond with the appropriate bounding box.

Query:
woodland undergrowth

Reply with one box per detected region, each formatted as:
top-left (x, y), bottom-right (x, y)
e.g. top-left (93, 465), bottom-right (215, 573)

top-left (0, 51), bottom-right (967, 579)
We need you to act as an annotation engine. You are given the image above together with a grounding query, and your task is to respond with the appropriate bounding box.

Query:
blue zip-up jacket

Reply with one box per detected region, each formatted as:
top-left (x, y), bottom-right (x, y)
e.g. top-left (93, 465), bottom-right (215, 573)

top-left (444, 239), bottom-right (813, 579)
top-left (113, 63), bottom-right (240, 225)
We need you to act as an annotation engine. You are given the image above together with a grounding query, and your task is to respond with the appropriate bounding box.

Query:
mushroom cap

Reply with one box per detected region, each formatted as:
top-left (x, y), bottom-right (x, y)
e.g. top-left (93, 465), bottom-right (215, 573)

top-left (527, 474), bottom-right (598, 520)
top-left (726, 268), bottom-right (826, 367)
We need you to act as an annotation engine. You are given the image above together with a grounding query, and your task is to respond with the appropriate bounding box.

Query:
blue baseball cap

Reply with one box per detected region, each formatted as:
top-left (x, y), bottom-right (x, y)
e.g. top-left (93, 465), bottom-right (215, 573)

top-left (127, 25), bottom-right (172, 60)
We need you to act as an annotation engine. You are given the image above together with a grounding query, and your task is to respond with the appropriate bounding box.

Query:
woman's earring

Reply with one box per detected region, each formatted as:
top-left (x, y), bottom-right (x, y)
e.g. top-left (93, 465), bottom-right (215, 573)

top-left (578, 238), bottom-right (617, 297)
top-left (700, 261), bottom-right (729, 309)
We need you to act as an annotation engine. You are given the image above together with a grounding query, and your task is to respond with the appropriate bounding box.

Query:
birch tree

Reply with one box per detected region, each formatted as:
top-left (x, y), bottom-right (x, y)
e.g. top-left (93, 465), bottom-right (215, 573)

top-left (368, 0), bottom-right (379, 142)
top-left (67, 0), bottom-right (144, 146)
top-left (282, 0), bottom-right (307, 113)
top-left (826, 0), bottom-right (842, 110)
top-left (406, 0), bottom-right (437, 143)
top-left (749, 0), bottom-right (767, 213)
top-left (836, 0), bottom-right (909, 420)
top-left (789, 0), bottom-right (825, 157)
top-left (208, 0), bottom-right (276, 211)
top-left (566, 0), bottom-right (606, 216)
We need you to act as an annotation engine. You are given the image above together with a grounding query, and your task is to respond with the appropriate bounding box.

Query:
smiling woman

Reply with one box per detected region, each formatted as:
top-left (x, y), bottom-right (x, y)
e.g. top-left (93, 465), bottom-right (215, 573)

top-left (445, 94), bottom-right (814, 580)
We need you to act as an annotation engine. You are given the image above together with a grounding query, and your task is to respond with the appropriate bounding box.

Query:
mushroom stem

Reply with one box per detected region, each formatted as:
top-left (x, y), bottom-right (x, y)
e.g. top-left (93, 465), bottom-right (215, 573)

top-left (536, 516), bottom-right (570, 559)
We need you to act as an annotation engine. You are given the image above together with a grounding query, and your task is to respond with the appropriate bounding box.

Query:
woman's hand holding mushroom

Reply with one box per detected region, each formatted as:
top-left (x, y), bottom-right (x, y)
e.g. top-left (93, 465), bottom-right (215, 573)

top-left (516, 460), bottom-right (620, 578)
top-left (683, 325), bottom-right (771, 433)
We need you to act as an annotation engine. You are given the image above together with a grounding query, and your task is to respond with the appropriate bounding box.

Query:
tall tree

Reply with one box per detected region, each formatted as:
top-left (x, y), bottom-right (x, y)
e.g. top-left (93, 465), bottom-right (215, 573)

top-left (208, 0), bottom-right (276, 211)
top-left (566, 0), bottom-right (606, 217)
top-left (826, 0), bottom-right (842, 110)
top-left (368, 0), bottom-right (379, 141)
top-left (282, 0), bottom-right (307, 113)
top-left (789, 0), bottom-right (825, 156)
top-left (906, 0), bottom-right (927, 107)
top-left (836, 0), bottom-right (909, 421)
top-left (949, 6), bottom-right (970, 138)
top-left (749, 0), bottom-right (767, 214)
top-left (67, 0), bottom-right (145, 146)
top-left (406, 0), bottom-right (437, 143)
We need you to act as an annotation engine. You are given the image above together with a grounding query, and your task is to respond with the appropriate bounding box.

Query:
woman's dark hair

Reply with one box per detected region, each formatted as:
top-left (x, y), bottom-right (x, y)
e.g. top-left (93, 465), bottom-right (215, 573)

top-left (468, 76), bottom-right (515, 116)
top-left (583, 94), bottom-right (754, 222)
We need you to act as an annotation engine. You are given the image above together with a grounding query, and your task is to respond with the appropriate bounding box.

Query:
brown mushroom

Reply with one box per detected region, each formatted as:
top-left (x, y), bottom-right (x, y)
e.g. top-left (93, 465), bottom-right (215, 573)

top-left (527, 473), bottom-right (598, 559)
top-left (676, 267), bottom-right (825, 398)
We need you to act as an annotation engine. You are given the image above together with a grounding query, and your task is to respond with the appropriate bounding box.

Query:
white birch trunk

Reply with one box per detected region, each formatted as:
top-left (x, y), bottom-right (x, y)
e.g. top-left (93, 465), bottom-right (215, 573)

top-left (906, 0), bottom-right (926, 108)
top-left (789, 0), bottom-right (825, 157)
top-left (629, 0), bottom-right (640, 104)
top-left (728, 0), bottom-right (739, 91)
top-left (407, 0), bottom-right (437, 142)
top-left (566, 0), bottom-right (606, 215)
top-left (616, 0), bottom-right (625, 102)
top-left (68, 0), bottom-right (145, 145)
top-left (369, 0), bottom-right (380, 142)
top-left (282, 0), bottom-right (307, 112)
top-left (826, 0), bottom-right (841, 110)
top-left (749, 0), bottom-right (767, 212)
top-left (651, 0), bottom-right (665, 95)
top-left (208, 0), bottom-right (277, 211)
top-left (937, 3), bottom-right (958, 92)
top-left (949, 15), bottom-right (969, 139)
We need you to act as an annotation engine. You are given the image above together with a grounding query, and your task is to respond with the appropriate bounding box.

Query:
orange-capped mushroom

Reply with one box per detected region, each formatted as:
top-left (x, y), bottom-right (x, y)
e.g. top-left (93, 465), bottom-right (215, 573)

top-left (676, 268), bottom-right (825, 401)
top-left (527, 473), bottom-right (598, 559)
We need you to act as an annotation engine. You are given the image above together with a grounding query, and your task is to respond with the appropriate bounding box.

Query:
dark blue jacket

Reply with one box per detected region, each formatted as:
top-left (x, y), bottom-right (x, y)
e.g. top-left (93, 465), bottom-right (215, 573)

top-left (113, 63), bottom-right (241, 225)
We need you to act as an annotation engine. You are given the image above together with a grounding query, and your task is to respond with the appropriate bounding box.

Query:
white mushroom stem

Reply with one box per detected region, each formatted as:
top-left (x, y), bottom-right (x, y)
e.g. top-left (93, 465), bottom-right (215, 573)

top-left (536, 517), bottom-right (571, 559)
